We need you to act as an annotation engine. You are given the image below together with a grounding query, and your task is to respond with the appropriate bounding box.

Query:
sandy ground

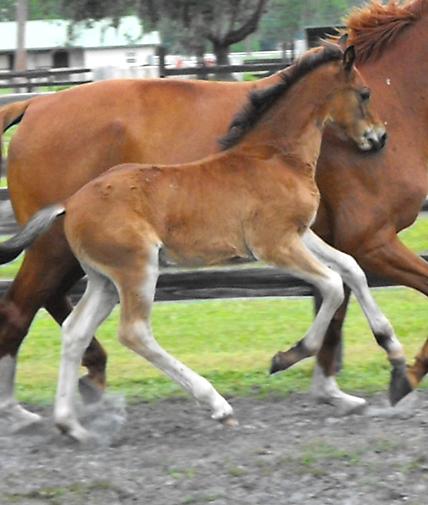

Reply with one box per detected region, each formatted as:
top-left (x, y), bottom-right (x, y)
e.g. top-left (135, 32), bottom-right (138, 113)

top-left (0, 390), bottom-right (427, 505)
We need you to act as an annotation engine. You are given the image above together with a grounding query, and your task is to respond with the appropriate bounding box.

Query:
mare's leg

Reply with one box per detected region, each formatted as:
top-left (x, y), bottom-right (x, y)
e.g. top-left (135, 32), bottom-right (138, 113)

top-left (353, 235), bottom-right (428, 403)
top-left (54, 269), bottom-right (118, 442)
top-left (303, 230), bottom-right (407, 411)
top-left (253, 236), bottom-right (345, 372)
top-left (116, 253), bottom-right (236, 429)
top-left (0, 235), bottom-right (107, 426)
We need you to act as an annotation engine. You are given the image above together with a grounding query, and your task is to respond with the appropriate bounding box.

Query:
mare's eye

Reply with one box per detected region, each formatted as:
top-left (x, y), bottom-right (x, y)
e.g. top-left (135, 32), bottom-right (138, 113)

top-left (360, 88), bottom-right (371, 101)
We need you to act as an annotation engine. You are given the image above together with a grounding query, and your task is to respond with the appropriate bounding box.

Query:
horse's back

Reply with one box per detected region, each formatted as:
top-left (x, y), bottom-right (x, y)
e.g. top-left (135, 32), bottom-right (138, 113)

top-left (7, 78), bottom-right (249, 223)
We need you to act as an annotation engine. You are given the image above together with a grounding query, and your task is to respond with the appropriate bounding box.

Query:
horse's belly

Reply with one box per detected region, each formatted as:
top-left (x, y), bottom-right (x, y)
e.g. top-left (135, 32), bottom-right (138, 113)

top-left (159, 241), bottom-right (254, 268)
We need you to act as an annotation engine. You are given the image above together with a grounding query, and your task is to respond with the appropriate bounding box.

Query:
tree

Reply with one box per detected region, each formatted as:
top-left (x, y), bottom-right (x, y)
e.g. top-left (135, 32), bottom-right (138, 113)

top-left (15, 0), bottom-right (27, 71)
top-left (259, 0), bottom-right (363, 50)
top-left (60, 0), bottom-right (270, 65)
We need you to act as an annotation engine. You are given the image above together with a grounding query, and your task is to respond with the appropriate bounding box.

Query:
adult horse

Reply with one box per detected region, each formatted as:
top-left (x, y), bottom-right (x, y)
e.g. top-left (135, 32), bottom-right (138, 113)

top-left (0, 45), bottom-right (400, 442)
top-left (0, 0), bottom-right (425, 426)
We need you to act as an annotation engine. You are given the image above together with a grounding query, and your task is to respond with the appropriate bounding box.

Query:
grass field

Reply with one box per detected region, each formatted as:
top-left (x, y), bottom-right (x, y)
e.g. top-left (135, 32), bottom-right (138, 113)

top-left (16, 287), bottom-right (427, 405)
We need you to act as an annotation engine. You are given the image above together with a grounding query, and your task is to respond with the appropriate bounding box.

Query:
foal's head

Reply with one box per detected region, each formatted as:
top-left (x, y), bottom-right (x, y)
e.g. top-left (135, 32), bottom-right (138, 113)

top-left (323, 45), bottom-right (387, 152)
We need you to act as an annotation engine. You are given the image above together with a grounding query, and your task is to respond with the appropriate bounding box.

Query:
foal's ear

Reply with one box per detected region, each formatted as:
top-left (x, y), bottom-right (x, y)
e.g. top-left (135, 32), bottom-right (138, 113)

top-left (343, 45), bottom-right (356, 72)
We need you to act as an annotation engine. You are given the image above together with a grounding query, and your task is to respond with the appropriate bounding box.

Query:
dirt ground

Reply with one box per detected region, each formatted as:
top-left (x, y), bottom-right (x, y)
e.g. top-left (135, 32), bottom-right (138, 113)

top-left (0, 390), bottom-right (427, 505)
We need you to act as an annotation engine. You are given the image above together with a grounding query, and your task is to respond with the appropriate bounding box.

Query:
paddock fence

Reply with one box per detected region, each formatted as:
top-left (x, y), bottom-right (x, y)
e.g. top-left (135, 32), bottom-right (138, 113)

top-left (0, 185), bottom-right (426, 302)
top-left (0, 67), bottom-right (92, 92)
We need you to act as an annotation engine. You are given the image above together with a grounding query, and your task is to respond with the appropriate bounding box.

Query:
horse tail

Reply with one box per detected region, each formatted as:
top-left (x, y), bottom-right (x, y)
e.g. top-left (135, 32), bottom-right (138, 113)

top-left (0, 99), bottom-right (32, 178)
top-left (0, 204), bottom-right (65, 264)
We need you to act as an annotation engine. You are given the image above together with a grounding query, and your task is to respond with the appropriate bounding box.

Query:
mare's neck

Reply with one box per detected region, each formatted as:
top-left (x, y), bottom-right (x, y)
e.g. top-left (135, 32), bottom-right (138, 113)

top-left (358, 8), bottom-right (428, 129)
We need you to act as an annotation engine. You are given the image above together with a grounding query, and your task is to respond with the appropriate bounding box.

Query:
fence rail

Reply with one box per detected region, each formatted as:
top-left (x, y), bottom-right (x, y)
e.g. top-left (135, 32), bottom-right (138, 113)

top-left (157, 47), bottom-right (292, 78)
top-left (0, 67), bottom-right (92, 92)
top-left (0, 186), bottom-right (426, 301)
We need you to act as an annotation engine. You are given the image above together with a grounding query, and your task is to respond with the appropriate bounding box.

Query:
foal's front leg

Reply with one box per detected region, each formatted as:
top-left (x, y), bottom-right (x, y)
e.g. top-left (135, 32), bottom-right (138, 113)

top-left (302, 230), bottom-right (409, 407)
top-left (255, 236), bottom-right (345, 372)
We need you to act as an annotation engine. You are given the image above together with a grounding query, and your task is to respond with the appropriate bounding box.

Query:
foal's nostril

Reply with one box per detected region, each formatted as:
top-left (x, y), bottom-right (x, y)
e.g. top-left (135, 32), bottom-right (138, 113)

top-left (380, 131), bottom-right (387, 147)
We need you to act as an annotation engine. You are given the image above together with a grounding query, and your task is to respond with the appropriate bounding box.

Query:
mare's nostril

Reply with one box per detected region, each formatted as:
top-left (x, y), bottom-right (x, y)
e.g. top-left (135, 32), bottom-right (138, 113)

top-left (380, 131), bottom-right (387, 147)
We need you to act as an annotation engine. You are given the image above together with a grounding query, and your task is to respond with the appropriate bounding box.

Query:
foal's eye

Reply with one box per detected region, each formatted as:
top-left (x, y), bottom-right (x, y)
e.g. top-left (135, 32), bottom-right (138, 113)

top-left (360, 88), bottom-right (371, 101)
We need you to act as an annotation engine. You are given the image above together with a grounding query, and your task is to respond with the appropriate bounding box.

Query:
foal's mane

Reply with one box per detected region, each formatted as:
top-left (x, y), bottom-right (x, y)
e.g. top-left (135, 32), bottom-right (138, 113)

top-left (343, 0), bottom-right (424, 63)
top-left (220, 44), bottom-right (343, 151)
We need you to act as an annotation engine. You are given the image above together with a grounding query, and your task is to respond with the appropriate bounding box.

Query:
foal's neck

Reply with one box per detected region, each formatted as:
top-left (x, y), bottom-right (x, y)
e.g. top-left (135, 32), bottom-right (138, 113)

top-left (240, 72), bottom-right (333, 169)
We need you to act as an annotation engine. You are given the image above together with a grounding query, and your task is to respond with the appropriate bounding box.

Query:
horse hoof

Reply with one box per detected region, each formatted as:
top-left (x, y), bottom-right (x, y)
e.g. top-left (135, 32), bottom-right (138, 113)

top-left (270, 352), bottom-right (289, 374)
top-left (219, 414), bottom-right (239, 428)
top-left (389, 364), bottom-right (414, 406)
top-left (270, 342), bottom-right (311, 375)
top-left (56, 421), bottom-right (93, 444)
top-left (78, 375), bottom-right (104, 404)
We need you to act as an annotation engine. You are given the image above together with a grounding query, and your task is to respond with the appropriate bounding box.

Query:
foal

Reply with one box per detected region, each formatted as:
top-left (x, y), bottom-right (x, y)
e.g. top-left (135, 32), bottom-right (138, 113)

top-left (2, 45), bottom-right (404, 441)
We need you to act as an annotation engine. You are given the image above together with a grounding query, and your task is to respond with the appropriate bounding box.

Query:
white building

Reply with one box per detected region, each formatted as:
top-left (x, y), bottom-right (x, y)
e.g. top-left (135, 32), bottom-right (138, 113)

top-left (0, 16), bottom-right (160, 71)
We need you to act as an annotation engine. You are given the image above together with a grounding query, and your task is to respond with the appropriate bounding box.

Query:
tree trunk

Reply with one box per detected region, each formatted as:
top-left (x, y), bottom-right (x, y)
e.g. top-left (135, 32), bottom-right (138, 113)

top-left (195, 45), bottom-right (208, 80)
top-left (15, 0), bottom-right (27, 72)
top-left (212, 41), bottom-right (235, 81)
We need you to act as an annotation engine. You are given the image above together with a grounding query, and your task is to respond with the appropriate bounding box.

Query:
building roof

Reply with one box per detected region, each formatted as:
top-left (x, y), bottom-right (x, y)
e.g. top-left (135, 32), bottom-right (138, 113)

top-left (0, 16), bottom-right (160, 51)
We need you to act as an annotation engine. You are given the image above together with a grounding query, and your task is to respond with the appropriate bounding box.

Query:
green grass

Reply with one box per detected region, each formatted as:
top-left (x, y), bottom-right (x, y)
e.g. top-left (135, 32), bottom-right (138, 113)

top-left (15, 287), bottom-right (427, 405)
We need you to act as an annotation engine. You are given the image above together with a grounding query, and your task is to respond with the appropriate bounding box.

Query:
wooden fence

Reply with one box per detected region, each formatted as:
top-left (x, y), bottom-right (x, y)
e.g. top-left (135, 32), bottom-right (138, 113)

top-left (0, 187), bottom-right (426, 302)
top-left (157, 46), bottom-right (292, 78)
top-left (0, 67), bottom-right (92, 92)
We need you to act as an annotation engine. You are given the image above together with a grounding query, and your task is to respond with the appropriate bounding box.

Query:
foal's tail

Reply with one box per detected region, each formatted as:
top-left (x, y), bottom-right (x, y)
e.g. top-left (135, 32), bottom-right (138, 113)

top-left (0, 204), bottom-right (65, 263)
top-left (0, 99), bottom-right (32, 176)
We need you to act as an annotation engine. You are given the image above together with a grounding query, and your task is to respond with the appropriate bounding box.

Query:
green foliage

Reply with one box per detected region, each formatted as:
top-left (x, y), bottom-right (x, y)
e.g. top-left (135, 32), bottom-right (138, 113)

top-left (259, 0), bottom-right (364, 49)
top-left (0, 0), bottom-right (62, 21)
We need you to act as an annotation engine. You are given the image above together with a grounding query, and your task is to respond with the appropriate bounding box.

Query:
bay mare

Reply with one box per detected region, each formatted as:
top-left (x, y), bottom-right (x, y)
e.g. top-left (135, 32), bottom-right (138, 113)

top-left (0, 0), bottom-right (427, 425)
top-left (0, 45), bottom-right (401, 441)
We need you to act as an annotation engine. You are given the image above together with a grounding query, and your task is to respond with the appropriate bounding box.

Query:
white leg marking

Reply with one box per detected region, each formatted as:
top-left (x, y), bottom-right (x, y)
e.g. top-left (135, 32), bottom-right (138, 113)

top-left (297, 266), bottom-right (344, 355)
top-left (119, 246), bottom-right (234, 423)
top-left (54, 269), bottom-right (118, 442)
top-left (0, 354), bottom-right (42, 426)
top-left (311, 364), bottom-right (367, 415)
top-left (120, 320), bottom-right (234, 422)
top-left (303, 230), bottom-right (404, 361)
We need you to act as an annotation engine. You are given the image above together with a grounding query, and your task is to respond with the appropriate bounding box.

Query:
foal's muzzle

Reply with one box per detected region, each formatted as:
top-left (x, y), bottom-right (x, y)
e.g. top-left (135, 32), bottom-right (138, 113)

top-left (359, 127), bottom-right (387, 152)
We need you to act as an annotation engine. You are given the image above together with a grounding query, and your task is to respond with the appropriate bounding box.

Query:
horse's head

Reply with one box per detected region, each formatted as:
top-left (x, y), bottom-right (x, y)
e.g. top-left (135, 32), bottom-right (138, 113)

top-left (326, 46), bottom-right (387, 152)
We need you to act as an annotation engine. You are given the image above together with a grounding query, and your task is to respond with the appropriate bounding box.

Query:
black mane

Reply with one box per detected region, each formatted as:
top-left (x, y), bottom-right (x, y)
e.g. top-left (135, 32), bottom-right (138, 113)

top-left (219, 44), bottom-right (343, 150)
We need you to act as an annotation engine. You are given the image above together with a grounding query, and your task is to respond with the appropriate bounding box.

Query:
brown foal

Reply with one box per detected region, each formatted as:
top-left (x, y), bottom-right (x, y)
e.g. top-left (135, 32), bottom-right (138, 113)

top-left (0, 45), bottom-right (403, 441)
top-left (1, 1), bottom-right (427, 425)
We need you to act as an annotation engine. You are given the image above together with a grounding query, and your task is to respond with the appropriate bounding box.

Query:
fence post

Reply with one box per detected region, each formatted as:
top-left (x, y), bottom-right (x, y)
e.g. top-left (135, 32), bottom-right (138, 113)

top-left (158, 46), bottom-right (166, 78)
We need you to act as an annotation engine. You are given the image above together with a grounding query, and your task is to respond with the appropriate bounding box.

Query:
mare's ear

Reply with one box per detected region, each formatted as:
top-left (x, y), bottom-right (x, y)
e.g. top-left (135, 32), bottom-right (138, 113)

top-left (343, 45), bottom-right (355, 72)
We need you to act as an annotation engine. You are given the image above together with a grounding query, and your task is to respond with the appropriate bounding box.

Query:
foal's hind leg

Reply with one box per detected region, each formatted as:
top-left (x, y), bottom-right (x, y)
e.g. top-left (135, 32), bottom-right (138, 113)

top-left (46, 294), bottom-right (106, 404)
top-left (115, 252), bottom-right (236, 427)
top-left (0, 236), bottom-right (107, 427)
top-left (54, 269), bottom-right (118, 442)
top-left (255, 237), bottom-right (345, 373)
